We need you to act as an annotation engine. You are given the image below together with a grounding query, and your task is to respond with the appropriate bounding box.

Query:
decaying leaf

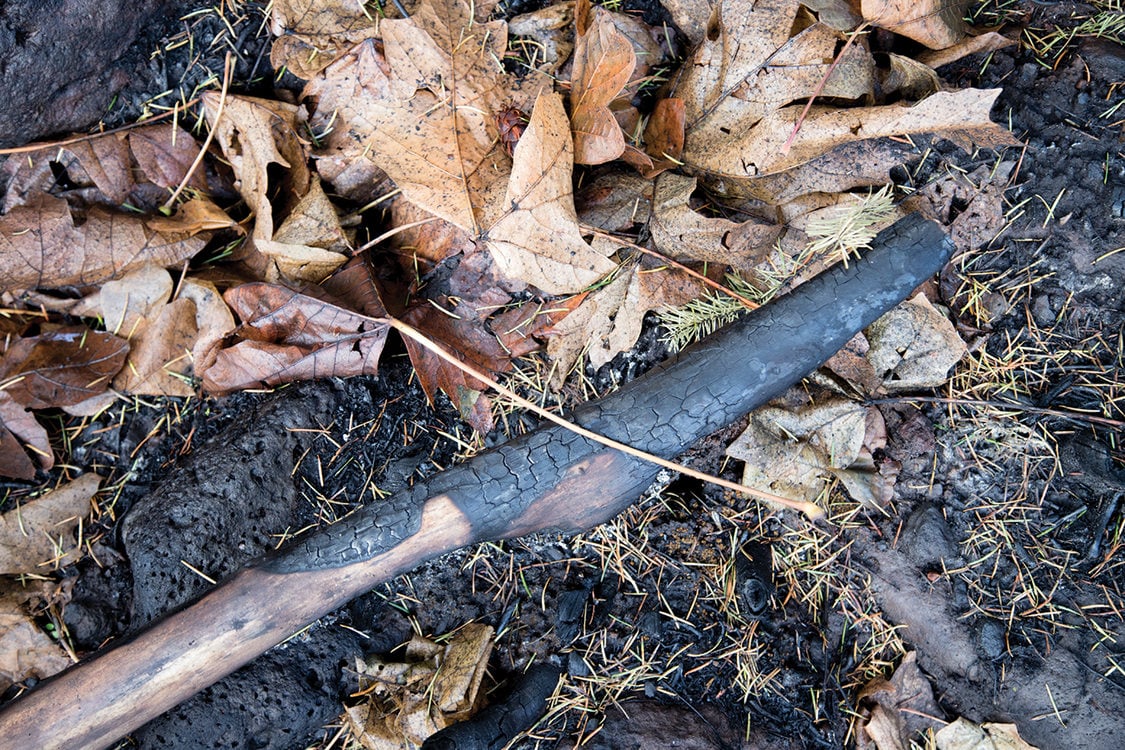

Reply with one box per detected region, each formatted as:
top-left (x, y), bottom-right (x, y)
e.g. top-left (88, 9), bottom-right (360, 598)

top-left (0, 473), bottom-right (100, 574)
top-left (0, 327), bottom-right (129, 410)
top-left (862, 0), bottom-right (969, 50)
top-left (486, 92), bottom-right (617, 295)
top-left (650, 173), bottom-right (779, 269)
top-left (0, 194), bottom-right (212, 291)
top-left (345, 623), bottom-right (493, 749)
top-left (0, 392), bottom-right (52, 480)
top-left (203, 283), bottom-right (388, 394)
top-left (508, 1), bottom-right (576, 74)
top-left (858, 652), bottom-right (944, 750)
top-left (865, 293), bottom-right (967, 391)
top-left (935, 718), bottom-right (1039, 750)
top-left (570, 0), bottom-right (636, 164)
top-left (0, 578), bottom-right (74, 693)
top-left (269, 0), bottom-right (382, 80)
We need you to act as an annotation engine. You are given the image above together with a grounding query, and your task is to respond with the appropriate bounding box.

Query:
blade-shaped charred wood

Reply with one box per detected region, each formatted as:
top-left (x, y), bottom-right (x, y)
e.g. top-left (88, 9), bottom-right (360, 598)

top-left (0, 214), bottom-right (953, 749)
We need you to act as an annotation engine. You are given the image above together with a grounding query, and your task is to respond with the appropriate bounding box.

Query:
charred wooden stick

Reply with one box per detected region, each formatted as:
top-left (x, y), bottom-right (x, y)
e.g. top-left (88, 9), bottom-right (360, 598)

top-left (0, 214), bottom-right (953, 749)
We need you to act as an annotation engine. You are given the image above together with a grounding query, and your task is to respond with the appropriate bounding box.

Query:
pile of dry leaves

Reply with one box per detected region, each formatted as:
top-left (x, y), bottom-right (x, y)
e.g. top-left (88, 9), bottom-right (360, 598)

top-left (0, 0), bottom-right (1021, 740)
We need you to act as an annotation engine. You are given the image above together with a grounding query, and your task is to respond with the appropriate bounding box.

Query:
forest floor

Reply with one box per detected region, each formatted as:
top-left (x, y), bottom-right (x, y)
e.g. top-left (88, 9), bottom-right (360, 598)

top-left (1, 1), bottom-right (1123, 749)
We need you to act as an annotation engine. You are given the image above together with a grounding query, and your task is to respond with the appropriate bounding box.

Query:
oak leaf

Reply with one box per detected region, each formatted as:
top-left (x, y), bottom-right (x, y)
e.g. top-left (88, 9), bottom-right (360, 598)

top-left (570, 0), bottom-right (636, 164)
top-left (486, 92), bottom-right (617, 295)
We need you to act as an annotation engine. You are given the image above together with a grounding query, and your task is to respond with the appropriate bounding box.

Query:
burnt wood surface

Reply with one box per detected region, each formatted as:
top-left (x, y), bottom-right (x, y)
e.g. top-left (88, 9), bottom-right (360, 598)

top-left (0, 214), bottom-right (953, 749)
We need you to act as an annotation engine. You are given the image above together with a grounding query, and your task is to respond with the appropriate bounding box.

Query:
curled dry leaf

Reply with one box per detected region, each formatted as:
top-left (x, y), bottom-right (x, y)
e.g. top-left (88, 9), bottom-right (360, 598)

top-left (570, 0), bottom-right (636, 164)
top-left (0, 578), bottom-right (74, 693)
top-left (0, 326), bottom-right (129, 410)
top-left (0, 392), bottom-right (52, 480)
top-left (865, 293), bottom-right (967, 391)
top-left (0, 194), bottom-right (211, 291)
top-left (203, 283), bottom-right (388, 394)
top-left (486, 91), bottom-right (617, 295)
top-left (861, 0), bottom-right (968, 50)
top-left (0, 473), bottom-right (100, 575)
top-left (650, 173), bottom-right (779, 269)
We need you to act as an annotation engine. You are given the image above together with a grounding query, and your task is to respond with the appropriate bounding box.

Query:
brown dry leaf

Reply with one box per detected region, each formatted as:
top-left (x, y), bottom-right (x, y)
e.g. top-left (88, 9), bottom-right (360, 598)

top-left (575, 169), bottom-right (653, 232)
top-left (917, 32), bottom-right (1015, 70)
top-left (113, 297), bottom-right (198, 397)
top-left (865, 293), bottom-right (966, 391)
top-left (570, 0), bottom-right (636, 164)
top-left (508, 1), bottom-right (576, 75)
top-left (547, 258), bottom-right (706, 385)
top-left (649, 173), bottom-right (779, 269)
top-left (862, 0), bottom-right (968, 50)
top-left (0, 579), bottom-right (74, 693)
top-left (642, 97), bottom-right (686, 175)
top-left (486, 92), bottom-right (617, 295)
top-left (660, 0), bottom-right (715, 46)
top-left (0, 473), bottom-right (100, 574)
top-left (145, 195), bottom-right (239, 236)
top-left (305, 0), bottom-right (541, 234)
top-left (256, 180), bottom-right (351, 283)
top-left (0, 326), bottom-right (129, 410)
top-left (345, 624), bottom-right (493, 749)
top-left (127, 124), bottom-right (208, 196)
top-left (203, 283), bottom-right (388, 394)
top-left (99, 264), bottom-right (175, 340)
top-left (726, 395), bottom-right (886, 507)
top-left (0, 392), bottom-right (52, 480)
top-left (0, 194), bottom-right (211, 291)
top-left (178, 278), bottom-right (237, 375)
top-left (858, 653), bottom-right (943, 750)
top-left (935, 718), bottom-right (1039, 750)
top-left (269, 0), bottom-right (381, 80)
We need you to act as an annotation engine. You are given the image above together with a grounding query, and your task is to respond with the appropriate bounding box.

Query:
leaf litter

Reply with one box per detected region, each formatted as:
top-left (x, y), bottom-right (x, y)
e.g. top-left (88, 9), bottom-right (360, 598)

top-left (0, 0), bottom-right (1048, 744)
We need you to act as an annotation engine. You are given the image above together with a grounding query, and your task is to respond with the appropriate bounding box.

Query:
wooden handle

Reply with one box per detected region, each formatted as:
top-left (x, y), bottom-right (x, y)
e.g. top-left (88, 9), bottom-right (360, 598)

top-left (0, 215), bottom-right (953, 749)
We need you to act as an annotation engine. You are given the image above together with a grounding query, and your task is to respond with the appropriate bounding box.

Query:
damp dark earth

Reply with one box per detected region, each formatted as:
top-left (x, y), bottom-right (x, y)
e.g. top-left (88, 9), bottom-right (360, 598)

top-left (0, 1), bottom-right (1123, 749)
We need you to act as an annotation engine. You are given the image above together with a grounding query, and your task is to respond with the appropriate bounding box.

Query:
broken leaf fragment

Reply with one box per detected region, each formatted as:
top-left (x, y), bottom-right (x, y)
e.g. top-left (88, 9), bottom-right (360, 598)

top-left (865, 293), bottom-right (966, 391)
top-left (0, 578), bottom-right (74, 693)
top-left (0, 473), bottom-right (100, 574)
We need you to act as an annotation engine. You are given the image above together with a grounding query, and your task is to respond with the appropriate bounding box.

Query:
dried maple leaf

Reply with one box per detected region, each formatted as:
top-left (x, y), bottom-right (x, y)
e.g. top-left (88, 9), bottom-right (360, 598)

top-left (0, 194), bottom-right (212, 291)
top-left (486, 92), bottom-right (617, 295)
top-left (0, 326), bottom-right (129, 410)
top-left (0, 392), bottom-right (51, 480)
top-left (0, 473), bottom-right (100, 574)
top-left (306, 0), bottom-right (541, 235)
top-left (570, 0), bottom-right (636, 165)
top-left (203, 283), bottom-right (388, 394)
top-left (649, 173), bottom-right (779, 269)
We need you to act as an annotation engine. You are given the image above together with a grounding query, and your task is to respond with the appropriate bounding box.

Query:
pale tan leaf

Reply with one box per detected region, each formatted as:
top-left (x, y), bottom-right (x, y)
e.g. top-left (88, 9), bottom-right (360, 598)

top-left (571, 0), bottom-right (636, 164)
top-left (508, 2), bottom-right (576, 74)
top-left (145, 196), bottom-right (239, 235)
top-left (269, 0), bottom-right (381, 79)
top-left (202, 92), bottom-right (311, 243)
top-left (0, 581), bottom-right (73, 693)
top-left (0, 194), bottom-right (210, 291)
top-left (486, 92), bottom-right (617, 295)
top-left (650, 173), bottom-right (779, 268)
top-left (258, 180), bottom-right (351, 282)
top-left (99, 265), bottom-right (174, 340)
top-left (113, 297), bottom-right (198, 397)
top-left (866, 293), bottom-right (967, 391)
top-left (0, 473), bottom-right (99, 574)
top-left (917, 32), bottom-right (1015, 70)
top-left (178, 278), bottom-right (237, 375)
top-left (862, 0), bottom-right (969, 50)
top-left (936, 719), bottom-right (1039, 750)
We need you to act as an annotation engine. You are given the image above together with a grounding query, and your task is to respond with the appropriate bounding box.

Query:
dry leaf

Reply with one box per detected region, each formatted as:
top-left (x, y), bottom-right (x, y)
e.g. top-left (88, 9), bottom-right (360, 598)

top-left (99, 264), bottom-right (175, 340)
top-left (547, 258), bottom-right (705, 384)
top-left (0, 392), bottom-right (52, 480)
top-left (508, 2), bottom-right (576, 74)
top-left (203, 284), bottom-right (388, 394)
top-left (0, 579), bottom-right (74, 693)
top-left (935, 719), bottom-right (1039, 750)
top-left (486, 92), bottom-right (617, 295)
top-left (0, 194), bottom-right (210, 291)
top-left (269, 0), bottom-right (381, 79)
top-left (0, 327), bottom-right (129, 410)
top-left (0, 473), bottom-right (100, 574)
top-left (571, 0), bottom-right (636, 164)
top-left (113, 297), bottom-right (198, 397)
top-left (660, 0), bottom-right (715, 46)
top-left (865, 293), bottom-right (966, 391)
top-left (726, 395), bottom-right (876, 506)
top-left (859, 652), bottom-right (943, 750)
top-left (862, 0), bottom-right (968, 50)
top-left (575, 169), bottom-right (653, 232)
top-left (917, 32), bottom-right (1015, 70)
top-left (257, 180), bottom-right (351, 282)
top-left (650, 173), bottom-right (779, 268)
top-left (178, 278), bottom-right (238, 375)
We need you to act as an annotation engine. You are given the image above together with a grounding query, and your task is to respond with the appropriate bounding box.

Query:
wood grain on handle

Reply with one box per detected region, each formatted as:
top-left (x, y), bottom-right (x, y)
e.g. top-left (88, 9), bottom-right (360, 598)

top-left (0, 214), bottom-right (953, 749)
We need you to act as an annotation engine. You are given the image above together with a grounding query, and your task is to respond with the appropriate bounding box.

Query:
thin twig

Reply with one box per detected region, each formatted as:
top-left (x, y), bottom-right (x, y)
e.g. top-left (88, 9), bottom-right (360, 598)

top-left (388, 316), bottom-right (825, 521)
top-left (782, 23), bottom-right (870, 154)
top-left (164, 53), bottom-right (234, 211)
